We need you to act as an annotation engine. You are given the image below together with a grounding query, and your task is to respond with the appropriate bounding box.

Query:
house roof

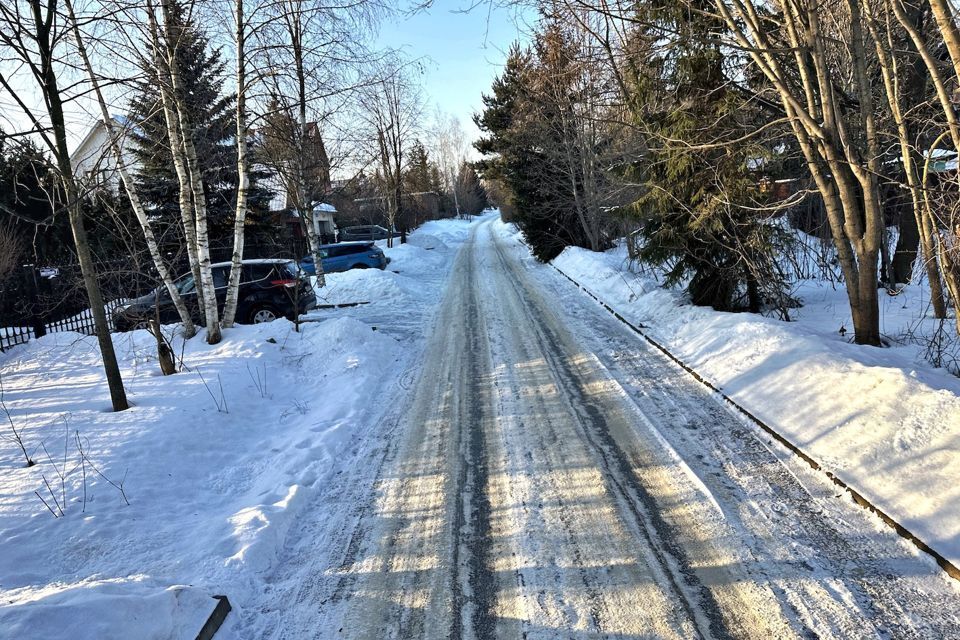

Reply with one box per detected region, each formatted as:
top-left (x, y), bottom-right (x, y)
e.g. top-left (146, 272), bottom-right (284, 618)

top-left (924, 148), bottom-right (958, 172)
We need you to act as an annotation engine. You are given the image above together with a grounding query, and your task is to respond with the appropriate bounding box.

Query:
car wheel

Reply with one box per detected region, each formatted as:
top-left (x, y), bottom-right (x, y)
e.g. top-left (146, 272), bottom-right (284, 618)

top-left (249, 305), bottom-right (279, 324)
top-left (351, 263), bottom-right (370, 270)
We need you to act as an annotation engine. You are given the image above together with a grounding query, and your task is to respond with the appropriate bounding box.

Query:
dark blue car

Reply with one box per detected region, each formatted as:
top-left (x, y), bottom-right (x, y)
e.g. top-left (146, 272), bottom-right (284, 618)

top-left (299, 241), bottom-right (390, 275)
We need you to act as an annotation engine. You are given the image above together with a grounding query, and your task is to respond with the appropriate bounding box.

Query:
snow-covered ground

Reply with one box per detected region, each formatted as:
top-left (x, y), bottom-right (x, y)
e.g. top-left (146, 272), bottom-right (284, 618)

top-left (515, 219), bottom-right (960, 571)
top-left (235, 216), bottom-right (960, 638)
top-left (0, 216), bottom-right (482, 638)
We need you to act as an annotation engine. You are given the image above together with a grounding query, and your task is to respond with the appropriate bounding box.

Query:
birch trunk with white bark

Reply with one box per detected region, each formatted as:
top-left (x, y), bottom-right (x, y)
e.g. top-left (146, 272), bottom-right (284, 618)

top-left (147, 0), bottom-right (204, 313)
top-left (66, 0), bottom-right (197, 338)
top-left (223, 0), bottom-right (248, 328)
top-left (288, 12), bottom-right (326, 289)
top-left (161, 0), bottom-right (222, 344)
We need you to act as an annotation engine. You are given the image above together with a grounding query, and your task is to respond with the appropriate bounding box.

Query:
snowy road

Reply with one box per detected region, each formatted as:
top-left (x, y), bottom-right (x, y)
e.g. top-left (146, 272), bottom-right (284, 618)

top-left (246, 219), bottom-right (960, 639)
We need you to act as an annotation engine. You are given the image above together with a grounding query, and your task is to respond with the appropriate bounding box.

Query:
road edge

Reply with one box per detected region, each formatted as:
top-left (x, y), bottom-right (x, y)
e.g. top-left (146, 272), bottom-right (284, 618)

top-left (550, 261), bottom-right (960, 583)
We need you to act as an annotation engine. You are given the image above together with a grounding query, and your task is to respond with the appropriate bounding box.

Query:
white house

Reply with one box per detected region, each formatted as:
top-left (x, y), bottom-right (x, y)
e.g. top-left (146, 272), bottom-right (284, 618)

top-left (311, 202), bottom-right (338, 241)
top-left (69, 117), bottom-right (337, 241)
top-left (69, 115), bottom-right (138, 193)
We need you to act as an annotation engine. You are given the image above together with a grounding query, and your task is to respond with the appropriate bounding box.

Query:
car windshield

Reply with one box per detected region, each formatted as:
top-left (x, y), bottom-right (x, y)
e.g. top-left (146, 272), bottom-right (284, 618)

top-left (175, 274), bottom-right (196, 294)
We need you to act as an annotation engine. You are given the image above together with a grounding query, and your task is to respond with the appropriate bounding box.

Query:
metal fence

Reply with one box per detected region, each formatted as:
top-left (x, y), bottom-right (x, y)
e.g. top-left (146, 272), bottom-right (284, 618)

top-left (0, 240), bottom-right (305, 353)
top-left (0, 262), bottom-right (150, 352)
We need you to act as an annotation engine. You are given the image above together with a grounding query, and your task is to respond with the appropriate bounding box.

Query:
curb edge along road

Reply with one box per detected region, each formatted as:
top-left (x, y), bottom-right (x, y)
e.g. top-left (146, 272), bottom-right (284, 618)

top-left (549, 261), bottom-right (960, 583)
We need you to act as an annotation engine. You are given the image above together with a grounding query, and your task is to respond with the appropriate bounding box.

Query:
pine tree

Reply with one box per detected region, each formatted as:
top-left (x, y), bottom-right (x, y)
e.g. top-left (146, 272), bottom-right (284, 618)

top-left (456, 163), bottom-right (487, 216)
top-left (475, 42), bottom-right (580, 261)
top-left (128, 1), bottom-right (272, 247)
top-left (429, 165), bottom-right (444, 195)
top-left (624, 1), bottom-right (789, 312)
top-left (404, 140), bottom-right (434, 193)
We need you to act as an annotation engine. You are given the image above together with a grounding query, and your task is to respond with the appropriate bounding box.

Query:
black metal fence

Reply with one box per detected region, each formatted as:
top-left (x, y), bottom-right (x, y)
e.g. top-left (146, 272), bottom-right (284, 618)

top-left (0, 261), bottom-right (154, 352)
top-left (0, 240), bottom-right (306, 352)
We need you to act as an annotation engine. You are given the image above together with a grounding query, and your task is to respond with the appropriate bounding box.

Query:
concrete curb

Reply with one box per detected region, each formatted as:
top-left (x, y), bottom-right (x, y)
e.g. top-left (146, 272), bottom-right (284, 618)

top-left (550, 262), bottom-right (960, 582)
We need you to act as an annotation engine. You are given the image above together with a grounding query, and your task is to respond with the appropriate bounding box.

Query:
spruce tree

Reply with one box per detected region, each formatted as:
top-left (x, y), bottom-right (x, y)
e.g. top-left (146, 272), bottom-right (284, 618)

top-left (624, 1), bottom-right (788, 312)
top-left (475, 42), bottom-right (580, 261)
top-left (128, 1), bottom-right (272, 248)
top-left (456, 163), bottom-right (487, 216)
top-left (404, 140), bottom-right (434, 193)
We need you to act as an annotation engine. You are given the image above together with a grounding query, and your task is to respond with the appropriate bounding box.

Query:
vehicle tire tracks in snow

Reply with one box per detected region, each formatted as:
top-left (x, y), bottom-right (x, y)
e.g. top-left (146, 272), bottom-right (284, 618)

top-left (483, 224), bottom-right (788, 639)
top-left (489, 220), bottom-right (960, 639)
top-left (239, 218), bottom-right (960, 639)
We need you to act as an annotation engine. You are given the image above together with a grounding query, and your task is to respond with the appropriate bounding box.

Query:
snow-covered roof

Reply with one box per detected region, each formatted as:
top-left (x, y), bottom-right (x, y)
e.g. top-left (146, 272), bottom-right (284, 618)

top-left (921, 148), bottom-right (957, 172)
top-left (313, 202), bottom-right (337, 213)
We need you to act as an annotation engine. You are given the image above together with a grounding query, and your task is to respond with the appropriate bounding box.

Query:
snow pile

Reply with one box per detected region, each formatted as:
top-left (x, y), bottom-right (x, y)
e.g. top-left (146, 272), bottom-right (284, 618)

top-left (308, 216), bottom-right (478, 310)
top-left (404, 232), bottom-right (448, 252)
top-left (316, 268), bottom-right (418, 307)
top-left (0, 318), bottom-right (399, 637)
top-left (411, 217), bottom-right (479, 248)
top-left (503, 219), bottom-right (960, 569)
top-left (0, 215), bottom-right (483, 638)
top-left (1, 582), bottom-right (215, 640)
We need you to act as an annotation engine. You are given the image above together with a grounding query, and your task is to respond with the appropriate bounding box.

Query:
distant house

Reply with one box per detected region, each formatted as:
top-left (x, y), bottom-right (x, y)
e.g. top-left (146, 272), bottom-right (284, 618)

top-left (274, 202), bottom-right (339, 248)
top-left (254, 120), bottom-right (331, 210)
top-left (310, 202), bottom-right (338, 241)
top-left (69, 116), bottom-right (138, 194)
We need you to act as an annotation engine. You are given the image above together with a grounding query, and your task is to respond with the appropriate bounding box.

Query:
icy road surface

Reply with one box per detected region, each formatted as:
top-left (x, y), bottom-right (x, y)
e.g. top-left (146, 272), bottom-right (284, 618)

top-left (245, 219), bottom-right (960, 639)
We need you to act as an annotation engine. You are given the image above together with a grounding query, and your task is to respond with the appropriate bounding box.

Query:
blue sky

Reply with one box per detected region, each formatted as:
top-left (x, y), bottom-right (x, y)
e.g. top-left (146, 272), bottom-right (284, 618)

top-left (1, 3), bottom-right (534, 153)
top-left (378, 3), bottom-right (534, 146)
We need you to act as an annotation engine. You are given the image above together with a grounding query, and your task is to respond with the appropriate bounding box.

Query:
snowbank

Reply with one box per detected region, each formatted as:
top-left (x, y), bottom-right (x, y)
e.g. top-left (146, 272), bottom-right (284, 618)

top-left (501, 219), bottom-right (960, 570)
top-left (0, 215), bottom-right (482, 638)
top-left (307, 218), bottom-right (475, 311)
top-left (0, 318), bottom-right (399, 637)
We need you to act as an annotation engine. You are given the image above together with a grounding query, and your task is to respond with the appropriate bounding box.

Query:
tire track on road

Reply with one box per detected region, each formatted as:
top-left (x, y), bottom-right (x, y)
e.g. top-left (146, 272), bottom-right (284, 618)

top-left (487, 226), bottom-right (741, 639)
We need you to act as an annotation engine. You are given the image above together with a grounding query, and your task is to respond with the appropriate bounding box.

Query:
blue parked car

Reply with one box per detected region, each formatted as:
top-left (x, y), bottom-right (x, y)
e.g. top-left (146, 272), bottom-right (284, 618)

top-left (299, 241), bottom-right (390, 275)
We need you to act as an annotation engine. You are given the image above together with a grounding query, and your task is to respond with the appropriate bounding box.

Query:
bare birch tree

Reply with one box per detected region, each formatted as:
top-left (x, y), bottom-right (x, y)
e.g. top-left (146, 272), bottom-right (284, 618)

top-left (0, 0), bottom-right (129, 410)
top-left (142, 0), bottom-right (222, 343)
top-left (431, 110), bottom-right (468, 216)
top-left (142, 1), bottom-right (206, 316)
top-left (256, 0), bottom-right (385, 286)
top-left (223, 0), bottom-right (253, 327)
top-left (359, 58), bottom-right (423, 247)
top-left (159, 0), bottom-right (221, 343)
top-left (64, 0), bottom-right (198, 338)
